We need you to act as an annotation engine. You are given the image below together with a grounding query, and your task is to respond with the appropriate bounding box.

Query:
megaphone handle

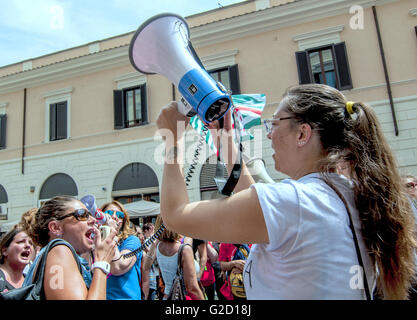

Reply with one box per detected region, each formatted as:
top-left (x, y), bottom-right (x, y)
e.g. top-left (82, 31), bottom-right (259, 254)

top-left (177, 97), bottom-right (196, 117)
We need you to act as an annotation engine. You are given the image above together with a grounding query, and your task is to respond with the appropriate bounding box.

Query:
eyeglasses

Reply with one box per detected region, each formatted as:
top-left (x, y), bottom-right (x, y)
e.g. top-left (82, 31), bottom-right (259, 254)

top-left (263, 117), bottom-right (295, 134)
top-left (105, 210), bottom-right (125, 219)
top-left (57, 208), bottom-right (91, 221)
top-left (406, 182), bottom-right (416, 189)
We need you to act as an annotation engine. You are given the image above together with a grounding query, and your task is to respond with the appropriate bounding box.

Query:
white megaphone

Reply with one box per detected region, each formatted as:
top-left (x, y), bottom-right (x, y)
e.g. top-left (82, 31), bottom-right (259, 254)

top-left (80, 194), bottom-right (107, 225)
top-left (245, 157), bottom-right (275, 184)
top-left (129, 13), bottom-right (232, 123)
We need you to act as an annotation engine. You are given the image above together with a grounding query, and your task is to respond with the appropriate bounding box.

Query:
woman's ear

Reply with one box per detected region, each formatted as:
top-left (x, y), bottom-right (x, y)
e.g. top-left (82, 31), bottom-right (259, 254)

top-left (1, 246), bottom-right (8, 258)
top-left (297, 123), bottom-right (312, 147)
top-left (48, 220), bottom-right (63, 238)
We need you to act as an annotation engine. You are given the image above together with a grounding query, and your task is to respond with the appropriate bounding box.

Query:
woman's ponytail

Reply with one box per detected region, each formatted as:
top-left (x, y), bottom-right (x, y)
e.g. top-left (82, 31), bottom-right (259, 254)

top-left (345, 101), bottom-right (417, 299)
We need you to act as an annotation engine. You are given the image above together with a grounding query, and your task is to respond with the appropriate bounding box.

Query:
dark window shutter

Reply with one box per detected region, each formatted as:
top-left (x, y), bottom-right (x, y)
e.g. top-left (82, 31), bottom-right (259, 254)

top-left (56, 102), bottom-right (67, 140)
top-left (333, 42), bottom-right (353, 90)
top-left (140, 84), bottom-right (148, 124)
top-left (49, 104), bottom-right (57, 141)
top-left (0, 114), bottom-right (7, 149)
top-left (295, 51), bottom-right (313, 84)
top-left (228, 64), bottom-right (241, 95)
top-left (113, 90), bottom-right (125, 129)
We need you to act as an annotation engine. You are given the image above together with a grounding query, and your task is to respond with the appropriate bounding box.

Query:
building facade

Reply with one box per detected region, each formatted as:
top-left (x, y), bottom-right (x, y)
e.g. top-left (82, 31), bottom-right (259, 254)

top-left (1, 0), bottom-right (416, 231)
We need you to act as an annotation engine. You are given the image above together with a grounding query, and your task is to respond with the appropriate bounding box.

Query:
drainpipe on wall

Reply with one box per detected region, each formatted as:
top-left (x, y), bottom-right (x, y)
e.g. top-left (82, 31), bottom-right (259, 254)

top-left (172, 83), bottom-right (176, 101)
top-left (21, 88), bottom-right (27, 174)
top-left (372, 5), bottom-right (399, 136)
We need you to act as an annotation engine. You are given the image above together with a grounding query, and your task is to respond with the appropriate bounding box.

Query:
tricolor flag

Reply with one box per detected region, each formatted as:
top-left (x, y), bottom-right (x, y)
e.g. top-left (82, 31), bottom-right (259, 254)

top-left (189, 94), bottom-right (266, 154)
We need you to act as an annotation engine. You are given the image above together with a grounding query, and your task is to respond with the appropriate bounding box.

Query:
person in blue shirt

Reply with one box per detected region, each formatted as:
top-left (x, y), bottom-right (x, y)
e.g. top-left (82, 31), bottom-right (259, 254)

top-left (101, 200), bottom-right (148, 300)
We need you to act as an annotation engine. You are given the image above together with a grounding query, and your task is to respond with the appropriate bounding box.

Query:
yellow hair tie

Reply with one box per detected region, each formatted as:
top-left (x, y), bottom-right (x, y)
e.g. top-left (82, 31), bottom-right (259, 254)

top-left (345, 101), bottom-right (355, 115)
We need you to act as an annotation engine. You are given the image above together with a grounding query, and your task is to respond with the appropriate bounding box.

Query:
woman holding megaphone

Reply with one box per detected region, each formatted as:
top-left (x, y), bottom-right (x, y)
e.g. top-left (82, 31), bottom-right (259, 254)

top-left (156, 83), bottom-right (416, 300)
top-left (21, 196), bottom-right (118, 300)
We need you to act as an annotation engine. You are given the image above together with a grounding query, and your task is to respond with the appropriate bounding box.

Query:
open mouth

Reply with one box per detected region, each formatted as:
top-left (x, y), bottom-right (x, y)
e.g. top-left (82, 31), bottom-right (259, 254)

top-left (20, 251), bottom-right (31, 260)
top-left (85, 229), bottom-right (95, 242)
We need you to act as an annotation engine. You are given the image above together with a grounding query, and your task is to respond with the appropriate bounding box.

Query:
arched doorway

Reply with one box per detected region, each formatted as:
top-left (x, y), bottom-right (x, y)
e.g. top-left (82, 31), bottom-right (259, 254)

top-left (0, 184), bottom-right (8, 220)
top-left (112, 162), bottom-right (159, 226)
top-left (39, 173), bottom-right (78, 206)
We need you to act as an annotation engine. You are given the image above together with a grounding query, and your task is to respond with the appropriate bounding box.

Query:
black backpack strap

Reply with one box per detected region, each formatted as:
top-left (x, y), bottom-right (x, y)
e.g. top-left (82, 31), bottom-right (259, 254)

top-left (176, 243), bottom-right (191, 275)
top-left (31, 239), bottom-right (83, 286)
top-left (0, 269), bottom-right (11, 292)
top-left (318, 177), bottom-right (372, 300)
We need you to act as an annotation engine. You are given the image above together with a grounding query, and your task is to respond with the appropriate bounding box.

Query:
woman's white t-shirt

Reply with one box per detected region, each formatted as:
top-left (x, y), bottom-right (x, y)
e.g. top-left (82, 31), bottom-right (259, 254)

top-left (244, 173), bottom-right (375, 300)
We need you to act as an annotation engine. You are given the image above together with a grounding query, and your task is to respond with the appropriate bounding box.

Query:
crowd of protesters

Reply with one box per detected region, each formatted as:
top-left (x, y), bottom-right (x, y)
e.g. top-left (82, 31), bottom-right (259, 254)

top-left (0, 198), bottom-right (251, 300)
top-left (1, 83), bottom-right (417, 300)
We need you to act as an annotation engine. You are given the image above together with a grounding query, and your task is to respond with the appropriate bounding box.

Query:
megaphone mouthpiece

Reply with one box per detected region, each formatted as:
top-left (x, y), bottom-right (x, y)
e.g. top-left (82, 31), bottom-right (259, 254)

top-left (80, 194), bottom-right (107, 225)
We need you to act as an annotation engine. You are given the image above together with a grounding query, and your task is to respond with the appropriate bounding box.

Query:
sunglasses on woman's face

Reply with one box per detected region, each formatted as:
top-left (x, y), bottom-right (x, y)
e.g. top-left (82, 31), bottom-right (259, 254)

top-left (57, 208), bottom-right (91, 221)
top-left (406, 182), bottom-right (416, 189)
top-left (105, 210), bottom-right (124, 219)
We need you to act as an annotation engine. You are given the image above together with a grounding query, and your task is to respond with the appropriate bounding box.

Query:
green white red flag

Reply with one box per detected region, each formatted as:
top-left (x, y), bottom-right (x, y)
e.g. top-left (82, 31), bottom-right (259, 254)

top-left (189, 94), bottom-right (266, 154)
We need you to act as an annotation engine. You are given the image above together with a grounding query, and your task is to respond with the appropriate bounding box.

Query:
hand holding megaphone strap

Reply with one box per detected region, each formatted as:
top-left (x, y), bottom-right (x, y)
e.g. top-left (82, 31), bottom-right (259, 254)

top-left (214, 109), bottom-right (243, 196)
top-left (119, 224), bottom-right (167, 260)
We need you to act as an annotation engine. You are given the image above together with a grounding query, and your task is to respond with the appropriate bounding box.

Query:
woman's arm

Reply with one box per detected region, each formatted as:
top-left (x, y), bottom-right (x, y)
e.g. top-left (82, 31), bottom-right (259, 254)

top-left (206, 242), bottom-right (218, 264)
top-left (162, 174), bottom-right (268, 244)
top-left (141, 255), bottom-right (149, 300)
top-left (142, 241), bottom-right (157, 272)
top-left (220, 260), bottom-right (246, 272)
top-left (110, 246), bottom-right (137, 276)
top-left (43, 245), bottom-right (107, 300)
top-left (158, 102), bottom-right (268, 244)
top-left (181, 245), bottom-right (205, 300)
top-left (44, 228), bottom-right (117, 300)
top-left (196, 242), bottom-right (207, 280)
top-left (208, 110), bottom-right (255, 193)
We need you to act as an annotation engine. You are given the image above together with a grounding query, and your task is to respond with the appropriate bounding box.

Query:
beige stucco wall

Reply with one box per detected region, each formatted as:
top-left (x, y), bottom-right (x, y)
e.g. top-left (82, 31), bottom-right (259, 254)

top-left (1, 0), bottom-right (416, 226)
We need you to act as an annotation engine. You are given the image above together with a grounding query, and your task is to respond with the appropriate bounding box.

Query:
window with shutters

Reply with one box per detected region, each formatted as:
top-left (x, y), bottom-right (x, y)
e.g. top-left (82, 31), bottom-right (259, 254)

top-left (295, 42), bottom-right (352, 90)
top-left (49, 101), bottom-right (68, 141)
top-left (113, 84), bottom-right (147, 129)
top-left (208, 64), bottom-right (241, 95)
top-left (0, 114), bottom-right (6, 150)
top-left (308, 47), bottom-right (338, 88)
top-left (42, 87), bottom-right (72, 142)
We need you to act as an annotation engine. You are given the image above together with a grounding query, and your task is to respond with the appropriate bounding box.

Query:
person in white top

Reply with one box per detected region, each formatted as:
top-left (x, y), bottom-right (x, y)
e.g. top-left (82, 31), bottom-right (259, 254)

top-left (402, 174), bottom-right (417, 213)
top-left (156, 83), bottom-right (416, 300)
top-left (148, 216), bottom-right (205, 300)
